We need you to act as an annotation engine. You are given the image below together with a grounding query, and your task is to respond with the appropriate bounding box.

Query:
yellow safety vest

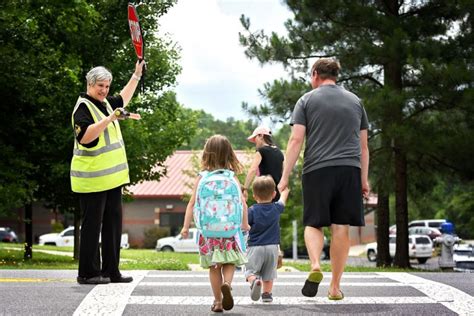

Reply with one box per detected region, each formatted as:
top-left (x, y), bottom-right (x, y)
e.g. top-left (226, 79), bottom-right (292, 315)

top-left (70, 97), bottom-right (129, 193)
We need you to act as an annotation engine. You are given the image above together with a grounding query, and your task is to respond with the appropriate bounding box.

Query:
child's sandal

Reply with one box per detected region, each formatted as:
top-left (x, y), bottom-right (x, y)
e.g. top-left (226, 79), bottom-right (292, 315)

top-left (211, 300), bottom-right (223, 313)
top-left (221, 282), bottom-right (234, 311)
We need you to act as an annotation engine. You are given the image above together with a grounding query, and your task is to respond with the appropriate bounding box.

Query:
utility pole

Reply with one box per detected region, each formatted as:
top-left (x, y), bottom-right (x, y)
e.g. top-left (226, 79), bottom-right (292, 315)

top-left (24, 203), bottom-right (33, 259)
top-left (292, 220), bottom-right (298, 260)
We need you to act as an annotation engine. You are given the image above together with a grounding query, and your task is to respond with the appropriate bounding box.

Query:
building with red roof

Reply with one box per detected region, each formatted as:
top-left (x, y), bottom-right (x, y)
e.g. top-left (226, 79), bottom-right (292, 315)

top-left (1, 150), bottom-right (377, 247)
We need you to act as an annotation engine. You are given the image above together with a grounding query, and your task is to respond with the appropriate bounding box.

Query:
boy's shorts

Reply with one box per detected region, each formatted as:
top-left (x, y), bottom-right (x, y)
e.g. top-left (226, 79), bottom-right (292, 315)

top-left (302, 166), bottom-right (365, 227)
top-left (245, 244), bottom-right (279, 281)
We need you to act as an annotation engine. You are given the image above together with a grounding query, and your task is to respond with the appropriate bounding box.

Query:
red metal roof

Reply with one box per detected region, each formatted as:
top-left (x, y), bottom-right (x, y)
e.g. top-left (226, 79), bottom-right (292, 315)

top-left (128, 150), bottom-right (252, 198)
top-left (128, 150), bottom-right (378, 205)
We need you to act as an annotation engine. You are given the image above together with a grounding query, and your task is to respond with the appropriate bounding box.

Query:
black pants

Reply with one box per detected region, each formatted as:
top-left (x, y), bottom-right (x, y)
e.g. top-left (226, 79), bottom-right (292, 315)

top-left (78, 186), bottom-right (123, 279)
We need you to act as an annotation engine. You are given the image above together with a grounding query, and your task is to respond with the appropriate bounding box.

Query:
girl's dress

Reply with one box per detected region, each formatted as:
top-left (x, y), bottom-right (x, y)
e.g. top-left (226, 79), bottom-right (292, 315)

top-left (198, 234), bottom-right (247, 268)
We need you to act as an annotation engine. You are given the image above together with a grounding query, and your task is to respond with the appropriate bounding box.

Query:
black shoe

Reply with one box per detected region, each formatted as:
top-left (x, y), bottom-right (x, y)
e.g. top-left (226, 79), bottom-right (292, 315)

top-left (110, 275), bottom-right (133, 283)
top-left (77, 276), bottom-right (110, 285)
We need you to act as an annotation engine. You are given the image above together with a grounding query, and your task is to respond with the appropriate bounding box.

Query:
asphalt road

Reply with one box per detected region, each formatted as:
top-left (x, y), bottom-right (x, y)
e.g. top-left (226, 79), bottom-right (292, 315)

top-left (1, 269), bottom-right (473, 315)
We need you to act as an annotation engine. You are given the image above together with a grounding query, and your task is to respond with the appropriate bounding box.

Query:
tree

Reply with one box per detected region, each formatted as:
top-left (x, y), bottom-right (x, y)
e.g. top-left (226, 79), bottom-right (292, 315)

top-left (0, 0), bottom-right (195, 258)
top-left (180, 110), bottom-right (257, 150)
top-left (239, 1), bottom-right (473, 267)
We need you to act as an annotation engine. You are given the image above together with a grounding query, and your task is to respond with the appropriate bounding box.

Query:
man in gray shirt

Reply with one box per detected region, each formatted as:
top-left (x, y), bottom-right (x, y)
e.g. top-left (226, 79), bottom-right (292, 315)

top-left (278, 58), bottom-right (369, 300)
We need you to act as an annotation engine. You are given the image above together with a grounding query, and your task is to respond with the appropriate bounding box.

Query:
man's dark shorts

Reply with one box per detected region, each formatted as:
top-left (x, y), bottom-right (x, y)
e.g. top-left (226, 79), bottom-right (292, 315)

top-left (302, 166), bottom-right (365, 227)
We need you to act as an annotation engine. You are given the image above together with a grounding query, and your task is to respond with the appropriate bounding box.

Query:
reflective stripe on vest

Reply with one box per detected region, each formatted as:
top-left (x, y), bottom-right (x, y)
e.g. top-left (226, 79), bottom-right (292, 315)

top-left (70, 97), bottom-right (130, 193)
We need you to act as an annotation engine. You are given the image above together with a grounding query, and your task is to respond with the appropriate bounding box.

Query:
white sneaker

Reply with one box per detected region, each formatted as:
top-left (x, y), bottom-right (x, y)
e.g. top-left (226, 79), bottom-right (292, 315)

top-left (250, 278), bottom-right (262, 301)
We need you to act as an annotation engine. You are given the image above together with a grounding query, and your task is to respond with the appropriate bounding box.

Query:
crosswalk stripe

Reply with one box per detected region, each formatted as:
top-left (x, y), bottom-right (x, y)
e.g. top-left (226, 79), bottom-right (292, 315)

top-left (138, 281), bottom-right (405, 287)
top-left (73, 271), bottom-right (147, 316)
top-left (128, 296), bottom-right (435, 305)
top-left (146, 274), bottom-right (388, 279)
top-left (73, 271), bottom-right (473, 315)
top-left (379, 272), bottom-right (474, 315)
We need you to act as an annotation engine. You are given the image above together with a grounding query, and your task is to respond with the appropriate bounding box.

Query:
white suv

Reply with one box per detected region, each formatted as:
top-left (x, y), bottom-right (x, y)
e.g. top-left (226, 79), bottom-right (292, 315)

top-left (366, 234), bottom-right (433, 264)
top-left (408, 219), bottom-right (447, 230)
top-left (156, 228), bottom-right (199, 252)
top-left (38, 227), bottom-right (129, 249)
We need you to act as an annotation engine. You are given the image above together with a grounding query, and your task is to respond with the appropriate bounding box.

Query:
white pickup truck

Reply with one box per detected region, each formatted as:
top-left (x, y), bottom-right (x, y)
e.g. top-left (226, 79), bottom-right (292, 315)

top-left (38, 226), bottom-right (129, 249)
top-left (156, 228), bottom-right (199, 252)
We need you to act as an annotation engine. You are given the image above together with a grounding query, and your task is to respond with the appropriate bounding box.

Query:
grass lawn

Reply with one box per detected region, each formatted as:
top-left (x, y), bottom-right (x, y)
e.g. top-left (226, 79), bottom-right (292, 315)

top-left (0, 243), bottom-right (198, 270)
top-left (1, 242), bottom-right (427, 272)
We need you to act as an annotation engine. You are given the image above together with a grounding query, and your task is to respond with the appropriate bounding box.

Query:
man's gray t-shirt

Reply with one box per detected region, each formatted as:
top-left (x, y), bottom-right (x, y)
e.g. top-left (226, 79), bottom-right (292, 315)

top-left (290, 85), bottom-right (368, 174)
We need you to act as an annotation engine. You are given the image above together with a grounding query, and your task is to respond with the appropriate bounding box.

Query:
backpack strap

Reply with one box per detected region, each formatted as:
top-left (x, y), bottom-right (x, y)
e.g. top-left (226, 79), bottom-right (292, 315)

top-left (237, 228), bottom-right (246, 252)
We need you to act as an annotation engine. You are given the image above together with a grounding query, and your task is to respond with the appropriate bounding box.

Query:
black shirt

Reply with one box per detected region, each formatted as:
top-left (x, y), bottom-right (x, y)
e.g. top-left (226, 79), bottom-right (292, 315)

top-left (257, 145), bottom-right (284, 201)
top-left (73, 93), bottom-right (123, 148)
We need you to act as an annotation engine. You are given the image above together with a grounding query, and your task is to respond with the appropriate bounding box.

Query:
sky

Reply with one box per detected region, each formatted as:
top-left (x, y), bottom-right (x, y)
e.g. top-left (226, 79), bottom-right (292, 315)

top-left (159, 0), bottom-right (293, 123)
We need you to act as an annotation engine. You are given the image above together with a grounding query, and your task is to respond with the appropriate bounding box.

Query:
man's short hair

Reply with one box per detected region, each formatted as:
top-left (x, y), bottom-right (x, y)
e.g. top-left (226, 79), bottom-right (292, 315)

top-left (311, 58), bottom-right (341, 80)
top-left (252, 175), bottom-right (276, 201)
top-left (86, 66), bottom-right (113, 86)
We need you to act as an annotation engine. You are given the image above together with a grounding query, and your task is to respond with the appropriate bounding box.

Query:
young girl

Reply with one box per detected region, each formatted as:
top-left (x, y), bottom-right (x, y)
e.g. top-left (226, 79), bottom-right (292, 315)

top-left (181, 134), bottom-right (250, 313)
top-left (244, 126), bottom-right (284, 202)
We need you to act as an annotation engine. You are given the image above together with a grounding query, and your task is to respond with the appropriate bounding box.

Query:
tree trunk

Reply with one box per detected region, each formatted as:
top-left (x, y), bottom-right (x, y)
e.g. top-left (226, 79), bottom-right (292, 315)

top-left (376, 188), bottom-right (391, 266)
top-left (73, 208), bottom-right (81, 260)
top-left (24, 203), bottom-right (33, 260)
top-left (393, 146), bottom-right (410, 267)
top-left (383, 0), bottom-right (409, 266)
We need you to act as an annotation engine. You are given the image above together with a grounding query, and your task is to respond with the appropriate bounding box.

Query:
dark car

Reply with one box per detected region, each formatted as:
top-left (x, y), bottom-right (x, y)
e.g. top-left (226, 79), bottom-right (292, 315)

top-left (0, 228), bottom-right (19, 242)
top-left (283, 236), bottom-right (330, 260)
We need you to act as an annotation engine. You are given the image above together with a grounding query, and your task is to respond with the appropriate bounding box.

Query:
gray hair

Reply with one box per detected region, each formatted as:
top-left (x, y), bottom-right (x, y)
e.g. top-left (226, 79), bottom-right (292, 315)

top-left (86, 66), bottom-right (113, 86)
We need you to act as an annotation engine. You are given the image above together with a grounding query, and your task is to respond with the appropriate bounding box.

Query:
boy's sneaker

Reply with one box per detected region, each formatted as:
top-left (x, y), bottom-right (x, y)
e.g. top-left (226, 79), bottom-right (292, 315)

top-left (250, 278), bottom-right (262, 301)
top-left (261, 292), bottom-right (273, 303)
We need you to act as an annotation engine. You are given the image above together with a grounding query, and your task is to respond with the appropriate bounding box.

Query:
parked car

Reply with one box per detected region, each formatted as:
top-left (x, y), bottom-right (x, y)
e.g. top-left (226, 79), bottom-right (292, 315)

top-left (0, 227), bottom-right (18, 242)
top-left (366, 234), bottom-right (433, 264)
top-left (38, 226), bottom-right (74, 246)
top-left (156, 228), bottom-right (199, 252)
top-left (38, 227), bottom-right (129, 249)
top-left (409, 227), bottom-right (442, 240)
top-left (408, 219), bottom-right (447, 229)
top-left (283, 236), bottom-right (330, 260)
top-left (453, 244), bottom-right (474, 272)
top-left (389, 226), bottom-right (442, 240)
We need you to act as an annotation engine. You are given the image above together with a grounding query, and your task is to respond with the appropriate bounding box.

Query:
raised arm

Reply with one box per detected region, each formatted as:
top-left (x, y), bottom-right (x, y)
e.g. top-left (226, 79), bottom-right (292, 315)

top-left (120, 60), bottom-right (145, 107)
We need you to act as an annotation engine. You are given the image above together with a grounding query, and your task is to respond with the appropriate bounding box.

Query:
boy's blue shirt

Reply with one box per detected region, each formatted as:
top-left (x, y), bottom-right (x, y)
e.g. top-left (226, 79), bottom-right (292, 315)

top-left (248, 201), bottom-right (284, 246)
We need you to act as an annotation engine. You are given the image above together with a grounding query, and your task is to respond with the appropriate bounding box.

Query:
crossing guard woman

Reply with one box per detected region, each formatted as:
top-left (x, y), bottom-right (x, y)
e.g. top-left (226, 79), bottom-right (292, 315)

top-left (71, 60), bottom-right (145, 284)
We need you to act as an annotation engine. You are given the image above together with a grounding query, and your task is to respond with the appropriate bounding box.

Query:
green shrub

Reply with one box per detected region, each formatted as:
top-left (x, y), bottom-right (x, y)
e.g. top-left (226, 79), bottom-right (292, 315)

top-left (143, 226), bottom-right (170, 249)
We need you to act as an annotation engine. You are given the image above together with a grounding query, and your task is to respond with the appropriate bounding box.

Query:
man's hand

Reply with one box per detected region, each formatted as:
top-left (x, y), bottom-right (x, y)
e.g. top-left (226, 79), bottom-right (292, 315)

top-left (277, 177), bottom-right (289, 194)
top-left (362, 180), bottom-right (370, 199)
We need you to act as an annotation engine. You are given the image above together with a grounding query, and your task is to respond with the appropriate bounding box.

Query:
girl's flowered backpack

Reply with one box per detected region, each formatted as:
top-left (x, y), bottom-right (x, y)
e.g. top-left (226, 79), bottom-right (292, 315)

top-left (194, 169), bottom-right (242, 238)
